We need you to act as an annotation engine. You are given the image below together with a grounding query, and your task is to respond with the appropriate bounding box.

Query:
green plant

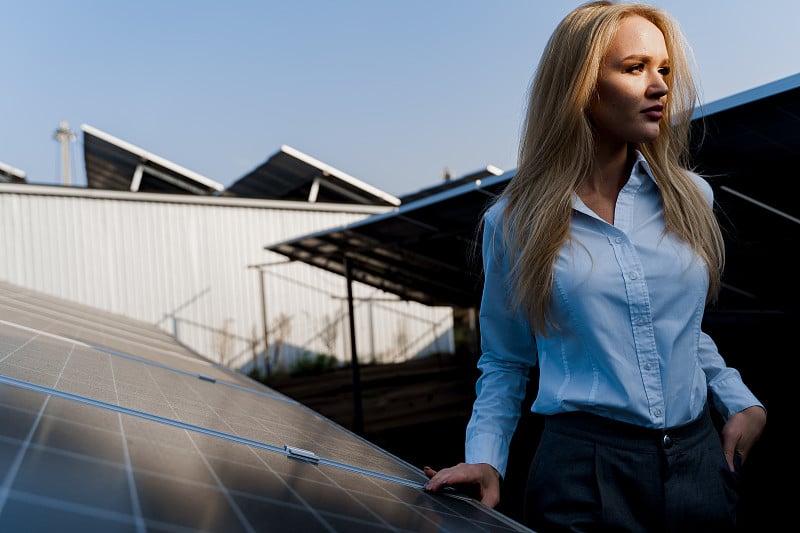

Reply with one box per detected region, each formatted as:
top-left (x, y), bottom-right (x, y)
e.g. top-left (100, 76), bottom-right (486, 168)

top-left (289, 352), bottom-right (339, 378)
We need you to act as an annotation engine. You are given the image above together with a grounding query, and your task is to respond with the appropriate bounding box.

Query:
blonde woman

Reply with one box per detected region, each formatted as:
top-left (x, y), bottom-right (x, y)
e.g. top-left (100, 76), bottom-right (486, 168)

top-left (423, 2), bottom-right (766, 531)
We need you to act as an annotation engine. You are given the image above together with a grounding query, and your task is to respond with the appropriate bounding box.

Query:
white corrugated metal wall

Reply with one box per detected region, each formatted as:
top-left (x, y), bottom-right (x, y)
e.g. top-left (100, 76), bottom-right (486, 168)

top-left (0, 184), bottom-right (454, 373)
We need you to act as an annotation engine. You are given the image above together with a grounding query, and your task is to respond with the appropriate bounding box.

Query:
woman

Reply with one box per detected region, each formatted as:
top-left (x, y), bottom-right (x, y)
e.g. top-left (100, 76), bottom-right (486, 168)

top-left (423, 2), bottom-right (766, 531)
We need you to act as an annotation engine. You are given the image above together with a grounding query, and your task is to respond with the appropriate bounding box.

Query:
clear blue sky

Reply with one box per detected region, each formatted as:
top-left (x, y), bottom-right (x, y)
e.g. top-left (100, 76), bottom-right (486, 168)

top-left (4, 0), bottom-right (800, 197)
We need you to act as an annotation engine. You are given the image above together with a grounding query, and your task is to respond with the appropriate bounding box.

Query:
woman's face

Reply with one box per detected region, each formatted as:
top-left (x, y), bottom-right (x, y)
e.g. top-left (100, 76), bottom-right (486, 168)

top-left (588, 15), bottom-right (670, 149)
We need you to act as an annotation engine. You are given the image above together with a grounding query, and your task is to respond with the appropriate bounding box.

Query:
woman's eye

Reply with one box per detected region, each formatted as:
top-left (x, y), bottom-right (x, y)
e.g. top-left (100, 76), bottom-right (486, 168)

top-left (626, 63), bottom-right (644, 73)
top-left (659, 66), bottom-right (671, 76)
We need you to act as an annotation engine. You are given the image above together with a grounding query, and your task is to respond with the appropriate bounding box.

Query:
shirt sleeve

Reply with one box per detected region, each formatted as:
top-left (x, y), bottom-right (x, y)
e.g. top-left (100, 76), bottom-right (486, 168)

top-left (700, 330), bottom-right (764, 419)
top-left (464, 202), bottom-right (537, 478)
top-left (692, 172), bottom-right (765, 419)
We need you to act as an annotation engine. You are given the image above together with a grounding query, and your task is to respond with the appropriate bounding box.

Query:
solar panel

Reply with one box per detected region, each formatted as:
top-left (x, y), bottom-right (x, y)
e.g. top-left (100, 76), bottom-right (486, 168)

top-left (222, 145), bottom-right (401, 207)
top-left (82, 124), bottom-right (224, 195)
top-left (0, 161), bottom-right (26, 183)
top-left (0, 281), bottom-right (532, 532)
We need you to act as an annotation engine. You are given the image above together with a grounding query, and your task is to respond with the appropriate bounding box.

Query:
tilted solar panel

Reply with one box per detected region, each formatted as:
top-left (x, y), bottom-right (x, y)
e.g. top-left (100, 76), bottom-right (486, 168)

top-left (0, 281), bottom-right (532, 532)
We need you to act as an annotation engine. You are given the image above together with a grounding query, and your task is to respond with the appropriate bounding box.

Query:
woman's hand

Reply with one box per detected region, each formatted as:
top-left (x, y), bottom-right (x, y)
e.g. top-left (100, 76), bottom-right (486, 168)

top-left (422, 463), bottom-right (501, 508)
top-left (721, 405), bottom-right (767, 471)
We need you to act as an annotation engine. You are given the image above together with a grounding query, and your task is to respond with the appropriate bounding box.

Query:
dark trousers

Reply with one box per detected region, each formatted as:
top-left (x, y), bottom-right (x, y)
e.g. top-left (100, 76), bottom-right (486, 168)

top-left (524, 405), bottom-right (741, 532)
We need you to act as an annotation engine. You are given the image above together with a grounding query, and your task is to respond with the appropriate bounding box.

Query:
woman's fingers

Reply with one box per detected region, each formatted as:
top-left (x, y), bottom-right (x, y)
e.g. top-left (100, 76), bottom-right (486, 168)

top-left (422, 463), bottom-right (502, 508)
top-left (423, 464), bottom-right (462, 492)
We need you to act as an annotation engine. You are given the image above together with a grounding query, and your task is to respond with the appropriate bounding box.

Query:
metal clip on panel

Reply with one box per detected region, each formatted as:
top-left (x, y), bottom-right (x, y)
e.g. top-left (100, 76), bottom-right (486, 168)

top-left (284, 445), bottom-right (320, 464)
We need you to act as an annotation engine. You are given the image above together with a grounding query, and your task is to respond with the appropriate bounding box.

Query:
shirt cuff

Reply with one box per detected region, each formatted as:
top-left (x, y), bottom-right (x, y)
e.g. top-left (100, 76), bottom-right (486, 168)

top-left (710, 377), bottom-right (765, 421)
top-left (465, 432), bottom-right (510, 479)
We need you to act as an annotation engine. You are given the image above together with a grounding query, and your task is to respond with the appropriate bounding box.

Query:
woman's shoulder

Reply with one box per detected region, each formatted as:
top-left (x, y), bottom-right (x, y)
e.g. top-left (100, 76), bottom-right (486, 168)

top-left (483, 196), bottom-right (509, 226)
top-left (687, 170), bottom-right (714, 205)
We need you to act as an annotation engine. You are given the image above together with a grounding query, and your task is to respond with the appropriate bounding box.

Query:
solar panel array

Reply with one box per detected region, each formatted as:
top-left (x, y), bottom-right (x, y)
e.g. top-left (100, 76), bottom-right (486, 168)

top-left (0, 281), bottom-right (531, 532)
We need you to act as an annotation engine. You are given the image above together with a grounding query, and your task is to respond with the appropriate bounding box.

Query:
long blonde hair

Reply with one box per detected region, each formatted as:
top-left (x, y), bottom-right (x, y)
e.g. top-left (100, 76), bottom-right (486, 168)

top-left (501, 0), bottom-right (724, 335)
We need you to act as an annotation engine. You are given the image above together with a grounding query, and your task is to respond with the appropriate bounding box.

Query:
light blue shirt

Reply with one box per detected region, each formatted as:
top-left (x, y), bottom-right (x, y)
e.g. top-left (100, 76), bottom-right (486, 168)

top-left (465, 152), bottom-right (764, 478)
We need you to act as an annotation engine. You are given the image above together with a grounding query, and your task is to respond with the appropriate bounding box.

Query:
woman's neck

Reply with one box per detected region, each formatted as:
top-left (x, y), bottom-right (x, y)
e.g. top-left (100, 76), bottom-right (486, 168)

top-left (577, 145), bottom-right (634, 225)
top-left (582, 145), bottom-right (632, 196)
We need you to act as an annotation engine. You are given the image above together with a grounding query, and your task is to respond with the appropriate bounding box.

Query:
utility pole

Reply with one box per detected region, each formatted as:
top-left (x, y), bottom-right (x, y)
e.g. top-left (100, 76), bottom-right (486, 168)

top-left (53, 120), bottom-right (76, 186)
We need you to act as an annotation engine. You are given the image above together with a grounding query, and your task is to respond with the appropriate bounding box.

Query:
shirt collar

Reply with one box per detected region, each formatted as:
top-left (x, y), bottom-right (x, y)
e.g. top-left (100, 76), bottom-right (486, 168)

top-left (632, 150), bottom-right (656, 185)
top-left (571, 150), bottom-right (656, 215)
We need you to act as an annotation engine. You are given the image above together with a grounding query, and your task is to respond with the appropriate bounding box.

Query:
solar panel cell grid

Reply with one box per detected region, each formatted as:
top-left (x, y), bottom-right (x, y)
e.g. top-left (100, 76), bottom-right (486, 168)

top-left (0, 282), bottom-right (532, 532)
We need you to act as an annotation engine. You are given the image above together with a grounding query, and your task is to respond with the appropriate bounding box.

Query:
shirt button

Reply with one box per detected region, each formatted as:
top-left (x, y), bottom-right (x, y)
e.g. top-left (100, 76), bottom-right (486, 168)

top-left (663, 434), bottom-right (673, 448)
top-left (644, 363), bottom-right (652, 371)
top-left (653, 408), bottom-right (662, 417)
top-left (636, 318), bottom-right (646, 326)
top-left (629, 272), bottom-right (638, 280)
top-left (615, 237), bottom-right (623, 244)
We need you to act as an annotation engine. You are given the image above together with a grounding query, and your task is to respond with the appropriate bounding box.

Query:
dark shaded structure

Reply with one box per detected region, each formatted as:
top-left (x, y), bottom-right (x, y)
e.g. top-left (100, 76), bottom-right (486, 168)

top-left (268, 172), bottom-right (509, 308)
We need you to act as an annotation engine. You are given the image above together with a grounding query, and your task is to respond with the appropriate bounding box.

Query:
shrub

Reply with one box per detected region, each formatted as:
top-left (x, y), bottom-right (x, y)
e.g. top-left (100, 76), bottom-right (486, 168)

top-left (289, 352), bottom-right (339, 378)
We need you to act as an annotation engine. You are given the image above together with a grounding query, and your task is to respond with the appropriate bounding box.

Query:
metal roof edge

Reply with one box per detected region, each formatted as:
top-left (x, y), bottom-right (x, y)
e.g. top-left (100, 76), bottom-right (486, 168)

top-left (399, 164), bottom-right (506, 201)
top-left (81, 124), bottom-right (225, 192)
top-left (692, 71), bottom-right (800, 119)
top-left (392, 169), bottom-right (513, 214)
top-left (0, 182), bottom-right (392, 214)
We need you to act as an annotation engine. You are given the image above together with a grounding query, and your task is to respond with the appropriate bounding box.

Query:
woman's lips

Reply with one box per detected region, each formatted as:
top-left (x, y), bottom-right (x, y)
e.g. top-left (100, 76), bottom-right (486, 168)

top-left (642, 105), bottom-right (663, 120)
